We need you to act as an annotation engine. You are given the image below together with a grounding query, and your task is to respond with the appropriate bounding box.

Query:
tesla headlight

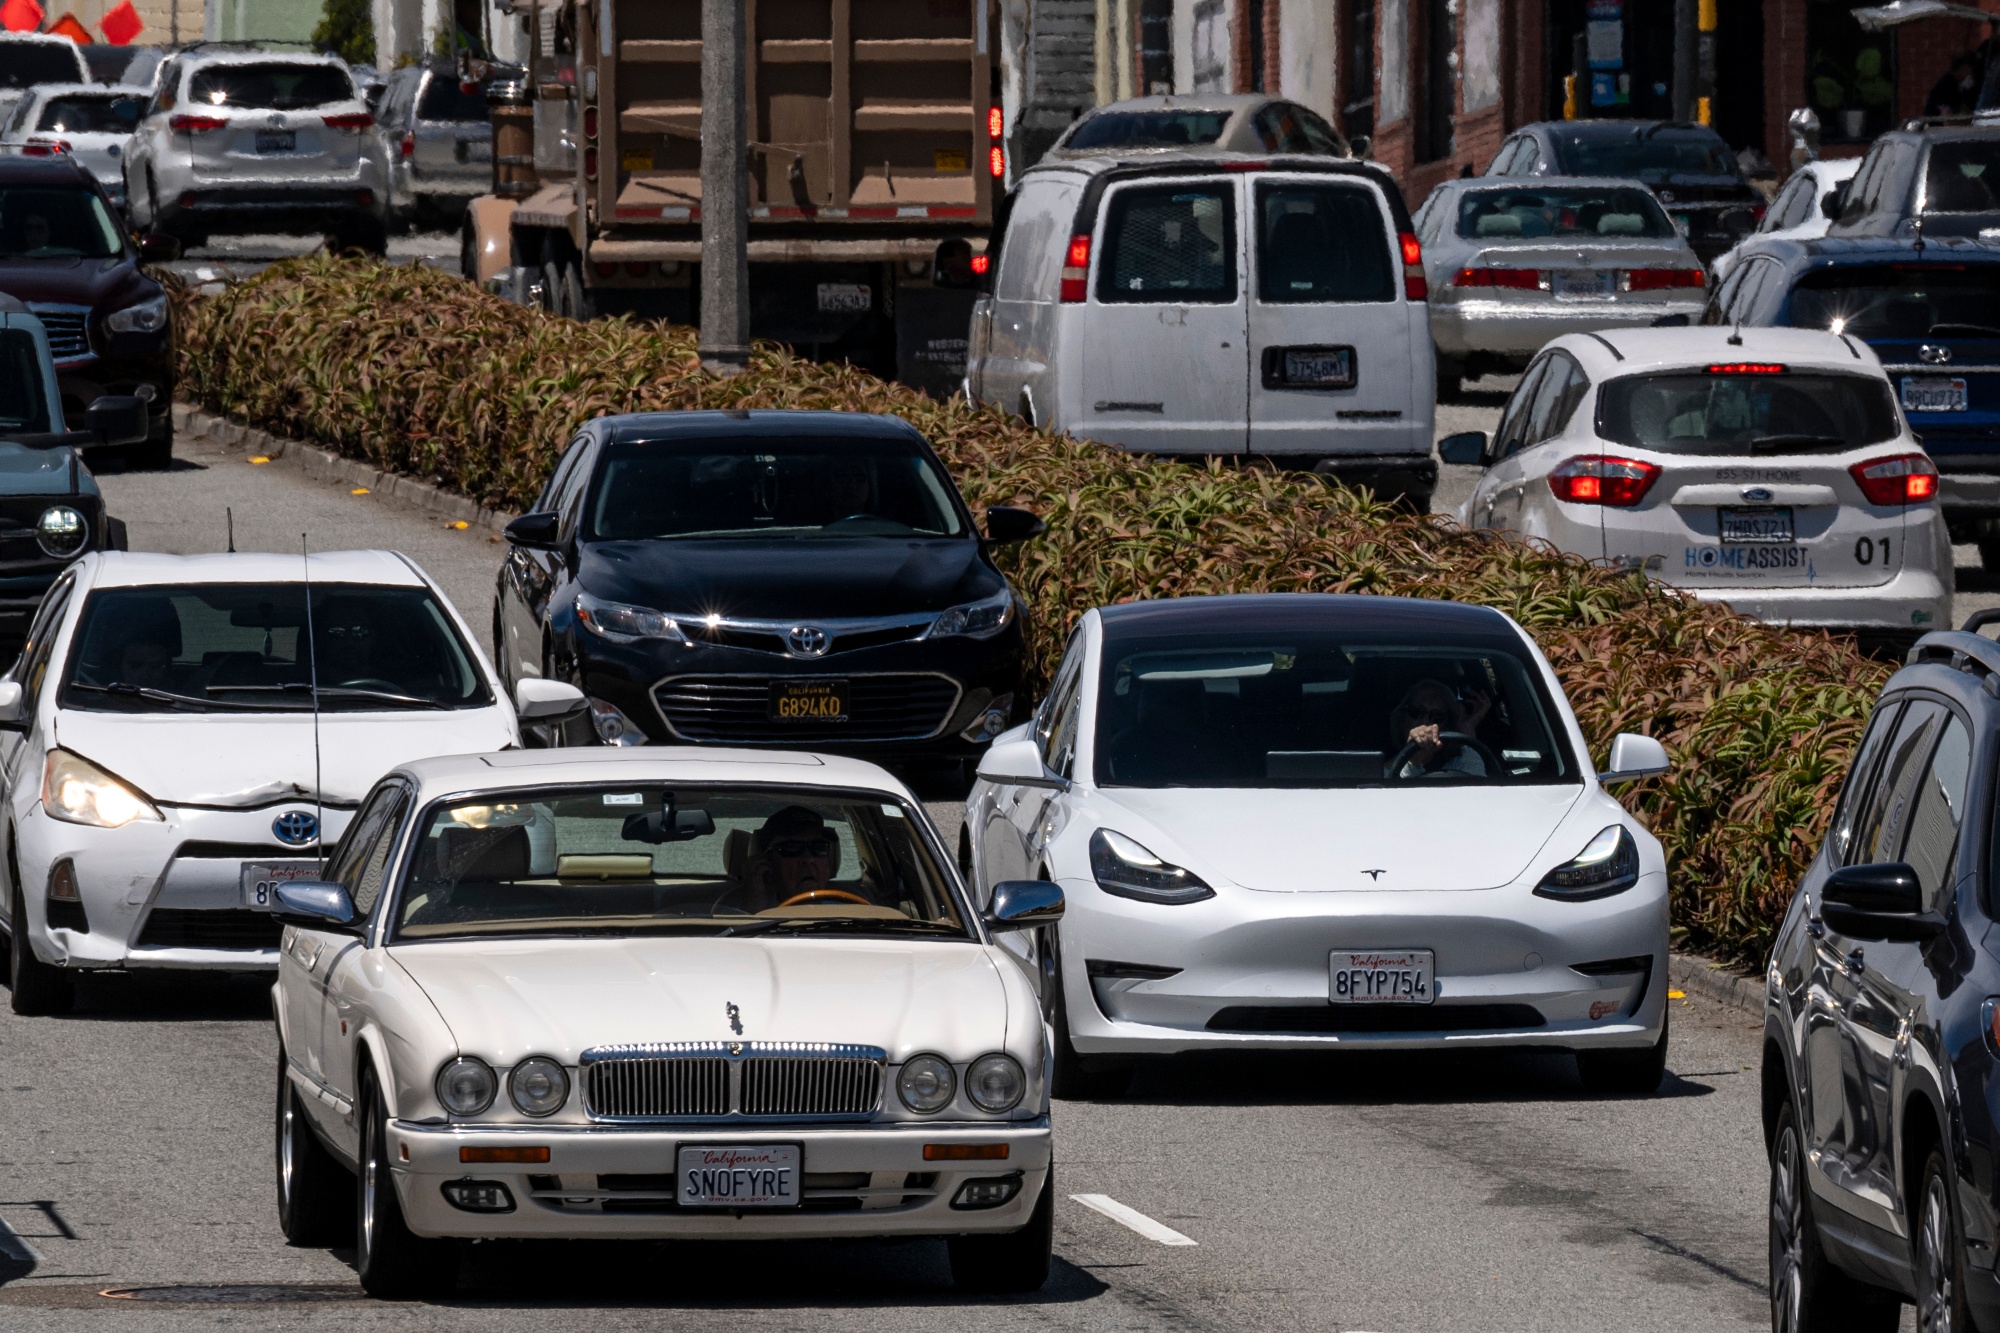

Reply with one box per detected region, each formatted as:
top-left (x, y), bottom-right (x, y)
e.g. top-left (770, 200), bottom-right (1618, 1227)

top-left (897, 1053), bottom-right (956, 1113)
top-left (105, 293), bottom-right (169, 334)
top-left (929, 588), bottom-right (1014, 639)
top-left (965, 1053), bottom-right (1026, 1113)
top-left (42, 749), bottom-right (162, 828)
top-left (1533, 826), bottom-right (1640, 901)
top-left (508, 1057), bottom-right (569, 1117)
top-left (36, 506), bottom-right (87, 558)
top-left (575, 592), bottom-right (690, 645)
top-left (435, 1057), bottom-right (498, 1116)
top-left (1089, 829), bottom-right (1215, 904)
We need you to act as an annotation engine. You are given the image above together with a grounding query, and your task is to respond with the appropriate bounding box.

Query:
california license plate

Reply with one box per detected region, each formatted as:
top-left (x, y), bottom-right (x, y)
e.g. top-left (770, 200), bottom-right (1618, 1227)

top-left (1550, 269), bottom-right (1615, 300)
top-left (769, 679), bottom-right (847, 722)
top-left (1330, 949), bottom-right (1434, 1004)
top-left (816, 283), bottom-right (871, 313)
top-left (1901, 376), bottom-right (1968, 412)
top-left (1273, 346), bottom-right (1355, 389)
top-left (1718, 506), bottom-right (1795, 544)
top-left (678, 1144), bottom-right (801, 1208)
top-left (242, 860), bottom-right (320, 909)
top-left (255, 130), bottom-right (296, 154)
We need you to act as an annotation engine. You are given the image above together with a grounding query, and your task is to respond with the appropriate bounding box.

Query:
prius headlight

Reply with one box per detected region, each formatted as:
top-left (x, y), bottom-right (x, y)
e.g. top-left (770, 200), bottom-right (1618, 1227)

top-left (575, 592), bottom-right (690, 645)
top-left (42, 748), bottom-right (162, 827)
top-left (1533, 826), bottom-right (1640, 901)
top-left (1089, 828), bottom-right (1214, 904)
top-left (929, 588), bottom-right (1014, 639)
top-left (435, 1057), bottom-right (498, 1116)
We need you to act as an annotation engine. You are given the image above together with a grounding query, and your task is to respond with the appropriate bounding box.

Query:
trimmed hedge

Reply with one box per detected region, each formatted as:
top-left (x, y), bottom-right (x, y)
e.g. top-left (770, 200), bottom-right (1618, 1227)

top-left (175, 255), bottom-right (1894, 964)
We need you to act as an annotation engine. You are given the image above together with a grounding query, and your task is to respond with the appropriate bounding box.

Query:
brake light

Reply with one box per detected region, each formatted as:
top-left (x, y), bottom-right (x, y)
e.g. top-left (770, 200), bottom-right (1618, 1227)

top-left (583, 105), bottom-right (598, 140)
top-left (1623, 267), bottom-right (1705, 291)
top-left (584, 145), bottom-right (598, 180)
top-left (594, 261), bottom-right (617, 277)
top-left (1059, 233), bottom-right (1089, 302)
top-left (1849, 453), bottom-right (1938, 505)
top-left (1399, 231), bottom-right (1426, 301)
top-left (398, 131), bottom-right (414, 159)
top-left (20, 137), bottom-right (69, 156)
top-left (1705, 362), bottom-right (1786, 375)
top-left (970, 253), bottom-right (989, 275)
top-left (168, 114), bottom-right (226, 133)
top-left (1454, 267), bottom-right (1543, 290)
top-left (1549, 455), bottom-right (1662, 507)
top-left (988, 106), bottom-right (1003, 139)
top-left (321, 112), bottom-right (373, 131)
top-left (989, 145), bottom-right (1005, 178)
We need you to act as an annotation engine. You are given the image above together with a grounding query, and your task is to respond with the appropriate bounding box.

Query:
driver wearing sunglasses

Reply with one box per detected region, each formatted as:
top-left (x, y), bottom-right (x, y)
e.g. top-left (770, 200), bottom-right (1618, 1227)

top-left (748, 805), bottom-right (853, 910)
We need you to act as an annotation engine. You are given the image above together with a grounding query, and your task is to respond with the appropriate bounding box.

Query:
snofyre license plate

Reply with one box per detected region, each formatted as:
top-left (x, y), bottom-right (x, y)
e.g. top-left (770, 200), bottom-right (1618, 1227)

top-left (242, 860), bottom-right (320, 909)
top-left (679, 1144), bottom-right (801, 1208)
top-left (769, 679), bottom-right (848, 722)
top-left (1330, 949), bottom-right (1434, 1004)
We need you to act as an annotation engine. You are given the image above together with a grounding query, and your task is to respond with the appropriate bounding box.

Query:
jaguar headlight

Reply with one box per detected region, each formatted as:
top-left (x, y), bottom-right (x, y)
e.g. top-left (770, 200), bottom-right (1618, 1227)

top-left (1089, 829), bottom-right (1214, 904)
top-left (508, 1057), bottom-right (569, 1117)
top-left (36, 506), bottom-right (87, 558)
top-left (42, 749), bottom-right (161, 828)
top-left (435, 1057), bottom-right (498, 1116)
top-left (1533, 826), bottom-right (1640, 901)
top-left (105, 293), bottom-right (169, 334)
top-left (965, 1053), bottom-right (1026, 1113)
top-left (575, 592), bottom-right (689, 645)
top-left (897, 1053), bottom-right (956, 1113)
top-left (929, 588), bottom-right (1014, 639)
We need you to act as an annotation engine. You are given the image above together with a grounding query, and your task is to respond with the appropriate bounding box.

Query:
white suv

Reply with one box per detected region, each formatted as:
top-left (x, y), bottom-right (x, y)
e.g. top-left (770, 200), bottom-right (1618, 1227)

top-left (122, 48), bottom-right (388, 253)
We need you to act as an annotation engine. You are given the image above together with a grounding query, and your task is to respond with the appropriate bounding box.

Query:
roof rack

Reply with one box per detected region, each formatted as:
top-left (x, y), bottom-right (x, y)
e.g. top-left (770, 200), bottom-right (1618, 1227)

top-left (1907, 621), bottom-right (2000, 688)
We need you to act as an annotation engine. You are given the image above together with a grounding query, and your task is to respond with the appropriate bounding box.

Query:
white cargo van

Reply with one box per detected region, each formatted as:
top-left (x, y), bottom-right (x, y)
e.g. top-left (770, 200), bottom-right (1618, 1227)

top-left (965, 155), bottom-right (1438, 508)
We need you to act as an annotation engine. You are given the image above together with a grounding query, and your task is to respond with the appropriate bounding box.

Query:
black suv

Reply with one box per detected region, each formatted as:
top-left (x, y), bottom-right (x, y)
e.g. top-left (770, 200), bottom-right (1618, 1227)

top-left (1763, 616), bottom-right (2000, 1330)
top-left (1827, 123), bottom-right (2000, 242)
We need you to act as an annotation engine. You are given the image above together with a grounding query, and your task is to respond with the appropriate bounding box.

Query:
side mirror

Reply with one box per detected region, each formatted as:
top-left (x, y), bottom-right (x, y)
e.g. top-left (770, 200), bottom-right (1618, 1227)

top-left (135, 231), bottom-right (180, 263)
top-left (975, 735), bottom-right (1067, 790)
top-left (1820, 862), bottom-right (1944, 942)
top-left (1598, 733), bottom-right (1670, 786)
top-left (984, 878), bottom-right (1065, 932)
top-left (1349, 134), bottom-right (1371, 161)
top-left (1822, 182), bottom-right (1848, 220)
top-left (1437, 431), bottom-right (1487, 466)
top-left (504, 511), bottom-right (561, 550)
top-left (514, 677), bottom-right (586, 721)
top-left (984, 505), bottom-right (1046, 544)
top-left (0, 677), bottom-right (24, 730)
top-left (271, 879), bottom-right (358, 930)
top-left (85, 394), bottom-right (149, 446)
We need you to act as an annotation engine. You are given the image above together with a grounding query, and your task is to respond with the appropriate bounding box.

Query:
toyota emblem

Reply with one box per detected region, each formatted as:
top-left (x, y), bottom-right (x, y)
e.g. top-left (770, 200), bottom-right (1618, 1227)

top-left (267, 113), bottom-right (285, 128)
top-left (1920, 343), bottom-right (1953, 365)
top-left (1742, 486), bottom-right (1774, 502)
top-left (272, 810), bottom-right (319, 846)
top-left (786, 625), bottom-right (830, 657)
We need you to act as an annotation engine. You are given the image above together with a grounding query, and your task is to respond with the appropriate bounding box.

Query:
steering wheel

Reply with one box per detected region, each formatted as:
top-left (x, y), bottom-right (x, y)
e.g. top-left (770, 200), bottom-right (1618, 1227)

top-left (777, 888), bottom-right (872, 908)
top-left (1384, 731), bottom-right (1504, 780)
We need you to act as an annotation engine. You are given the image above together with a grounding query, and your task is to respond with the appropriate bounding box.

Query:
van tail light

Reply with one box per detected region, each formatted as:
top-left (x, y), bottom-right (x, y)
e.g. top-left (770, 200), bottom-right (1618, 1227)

top-left (1453, 266), bottom-right (1543, 290)
top-left (168, 114), bottom-right (227, 133)
top-left (1549, 455), bottom-right (1662, 507)
top-left (1622, 267), bottom-right (1706, 292)
top-left (1849, 453), bottom-right (1939, 505)
top-left (321, 112), bottom-right (374, 131)
top-left (1059, 233), bottom-right (1090, 302)
top-left (399, 131), bottom-right (414, 159)
top-left (988, 106), bottom-right (1004, 139)
top-left (989, 145), bottom-right (1005, 178)
top-left (583, 105), bottom-right (598, 140)
top-left (584, 145), bottom-right (598, 180)
top-left (1399, 231), bottom-right (1427, 301)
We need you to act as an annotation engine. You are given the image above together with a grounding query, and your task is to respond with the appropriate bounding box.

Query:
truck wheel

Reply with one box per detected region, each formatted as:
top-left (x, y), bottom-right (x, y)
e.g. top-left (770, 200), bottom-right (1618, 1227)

top-left (354, 1074), bottom-right (458, 1299)
top-left (8, 873), bottom-right (74, 1016)
top-left (947, 1162), bottom-right (1054, 1293)
top-left (276, 1049), bottom-right (352, 1246)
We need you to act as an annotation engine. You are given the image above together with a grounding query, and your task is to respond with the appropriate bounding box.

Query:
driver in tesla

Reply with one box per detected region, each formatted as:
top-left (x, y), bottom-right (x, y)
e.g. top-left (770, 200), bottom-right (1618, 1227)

top-left (1390, 678), bottom-right (1492, 779)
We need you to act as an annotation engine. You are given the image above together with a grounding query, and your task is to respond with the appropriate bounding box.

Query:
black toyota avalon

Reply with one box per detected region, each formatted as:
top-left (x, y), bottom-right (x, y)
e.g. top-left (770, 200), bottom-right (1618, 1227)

top-left (495, 410), bottom-right (1041, 781)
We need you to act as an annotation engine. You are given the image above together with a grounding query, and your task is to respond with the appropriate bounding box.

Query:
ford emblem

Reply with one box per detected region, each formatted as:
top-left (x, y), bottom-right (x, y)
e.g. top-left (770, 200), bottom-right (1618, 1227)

top-left (1920, 343), bottom-right (1953, 365)
top-left (785, 625), bottom-right (830, 657)
top-left (272, 810), bottom-right (319, 846)
top-left (1742, 486), bottom-right (1774, 502)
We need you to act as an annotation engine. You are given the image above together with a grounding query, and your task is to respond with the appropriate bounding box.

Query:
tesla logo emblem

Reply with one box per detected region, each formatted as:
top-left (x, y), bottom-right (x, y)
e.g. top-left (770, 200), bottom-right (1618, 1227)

top-left (272, 810), bottom-right (318, 845)
top-left (786, 625), bottom-right (830, 657)
top-left (1360, 869), bottom-right (1386, 880)
top-left (1920, 343), bottom-right (1953, 365)
top-left (1742, 487), bottom-right (1774, 502)
top-left (726, 1001), bottom-right (743, 1035)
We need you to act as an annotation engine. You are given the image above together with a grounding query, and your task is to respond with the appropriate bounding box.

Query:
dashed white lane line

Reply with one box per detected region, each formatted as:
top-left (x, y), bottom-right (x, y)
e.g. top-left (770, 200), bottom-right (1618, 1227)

top-left (1069, 1193), bottom-right (1198, 1246)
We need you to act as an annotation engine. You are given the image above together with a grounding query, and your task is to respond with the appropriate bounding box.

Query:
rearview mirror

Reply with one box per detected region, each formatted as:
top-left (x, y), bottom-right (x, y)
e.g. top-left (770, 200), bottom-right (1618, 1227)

top-left (271, 880), bottom-right (357, 930)
top-left (1820, 862), bottom-right (1944, 942)
top-left (86, 395), bottom-right (149, 447)
top-left (984, 879), bottom-right (1064, 932)
top-left (1437, 431), bottom-right (1486, 466)
top-left (975, 735), bottom-right (1067, 790)
top-left (504, 511), bottom-right (561, 550)
top-left (1598, 733), bottom-right (1670, 786)
top-left (622, 807), bottom-right (716, 843)
top-left (984, 505), bottom-right (1046, 544)
top-left (136, 232), bottom-right (181, 263)
top-left (514, 677), bottom-right (585, 721)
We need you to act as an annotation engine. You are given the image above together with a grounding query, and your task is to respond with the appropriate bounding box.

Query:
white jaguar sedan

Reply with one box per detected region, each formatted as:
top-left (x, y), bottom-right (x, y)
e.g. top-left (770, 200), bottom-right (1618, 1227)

top-left (268, 748), bottom-right (1057, 1299)
top-left (965, 593), bottom-right (1672, 1096)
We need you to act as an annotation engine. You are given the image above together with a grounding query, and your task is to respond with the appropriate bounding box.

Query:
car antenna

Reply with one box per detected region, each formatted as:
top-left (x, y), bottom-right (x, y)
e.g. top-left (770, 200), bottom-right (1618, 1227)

top-left (1913, 212), bottom-right (1927, 255)
top-left (225, 506), bottom-right (234, 553)
top-left (301, 535), bottom-right (323, 876)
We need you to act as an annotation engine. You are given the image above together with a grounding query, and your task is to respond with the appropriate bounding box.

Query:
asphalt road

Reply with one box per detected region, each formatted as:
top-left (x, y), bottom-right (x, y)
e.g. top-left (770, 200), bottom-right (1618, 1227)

top-left (0, 423), bottom-right (1801, 1329)
top-left (159, 231), bottom-right (461, 288)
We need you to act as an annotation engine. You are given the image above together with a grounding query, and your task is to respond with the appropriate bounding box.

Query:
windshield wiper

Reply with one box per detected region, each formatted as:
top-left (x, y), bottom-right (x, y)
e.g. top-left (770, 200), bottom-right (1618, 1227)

top-left (213, 683), bottom-right (452, 709)
top-left (1750, 434), bottom-right (1847, 452)
top-left (1928, 322), bottom-right (2000, 339)
top-left (72, 680), bottom-right (279, 711)
top-left (736, 917), bottom-right (966, 938)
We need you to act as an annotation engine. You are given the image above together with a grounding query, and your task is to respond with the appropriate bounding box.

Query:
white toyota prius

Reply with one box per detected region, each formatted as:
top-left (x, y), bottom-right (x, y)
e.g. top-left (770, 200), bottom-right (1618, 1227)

top-left (965, 593), bottom-right (1673, 1096)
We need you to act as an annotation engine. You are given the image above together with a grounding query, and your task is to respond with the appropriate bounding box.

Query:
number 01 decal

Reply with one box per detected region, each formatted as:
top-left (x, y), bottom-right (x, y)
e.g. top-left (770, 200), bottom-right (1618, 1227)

top-left (1855, 536), bottom-right (1893, 566)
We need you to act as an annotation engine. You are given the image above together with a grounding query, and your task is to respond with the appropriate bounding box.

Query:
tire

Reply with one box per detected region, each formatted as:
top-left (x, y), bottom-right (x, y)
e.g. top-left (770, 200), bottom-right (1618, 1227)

top-left (1576, 1008), bottom-right (1668, 1095)
top-left (128, 417), bottom-right (172, 472)
top-left (333, 217), bottom-right (389, 257)
top-left (1979, 533), bottom-right (2000, 574)
top-left (355, 1074), bottom-right (458, 1300)
top-left (1768, 1102), bottom-right (1902, 1333)
top-left (8, 870), bottom-right (74, 1016)
top-left (1916, 1148), bottom-right (1975, 1333)
top-left (947, 1161), bottom-right (1055, 1293)
top-left (1435, 357), bottom-right (1464, 404)
top-left (1042, 926), bottom-right (1131, 1101)
top-left (276, 1049), bottom-right (353, 1246)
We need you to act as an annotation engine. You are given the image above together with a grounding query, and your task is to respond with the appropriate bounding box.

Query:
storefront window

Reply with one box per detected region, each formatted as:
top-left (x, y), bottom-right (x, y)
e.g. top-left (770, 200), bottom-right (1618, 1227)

top-left (1807, 0), bottom-right (1897, 144)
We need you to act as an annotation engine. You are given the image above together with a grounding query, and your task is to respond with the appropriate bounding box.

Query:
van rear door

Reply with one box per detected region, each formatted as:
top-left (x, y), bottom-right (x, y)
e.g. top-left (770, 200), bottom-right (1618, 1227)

top-left (1074, 176), bottom-right (1249, 452)
top-left (1246, 173), bottom-right (1427, 458)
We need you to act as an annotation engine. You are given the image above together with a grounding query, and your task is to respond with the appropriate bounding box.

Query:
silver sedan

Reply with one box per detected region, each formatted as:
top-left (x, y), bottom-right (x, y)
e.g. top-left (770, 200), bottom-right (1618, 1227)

top-left (1413, 176), bottom-right (1707, 397)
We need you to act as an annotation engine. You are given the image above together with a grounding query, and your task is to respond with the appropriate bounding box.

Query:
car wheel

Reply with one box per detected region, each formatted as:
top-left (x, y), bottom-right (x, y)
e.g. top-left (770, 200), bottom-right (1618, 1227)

top-left (1917, 1148), bottom-right (1974, 1333)
top-left (276, 1048), bottom-right (353, 1246)
top-left (947, 1160), bottom-right (1054, 1293)
top-left (1435, 357), bottom-right (1463, 404)
top-left (355, 1073), bottom-right (458, 1299)
top-left (1575, 1008), bottom-right (1668, 1095)
top-left (1768, 1102), bottom-right (1901, 1333)
top-left (1042, 925), bottom-right (1130, 1101)
top-left (334, 216), bottom-right (389, 257)
top-left (7, 872), bottom-right (74, 1016)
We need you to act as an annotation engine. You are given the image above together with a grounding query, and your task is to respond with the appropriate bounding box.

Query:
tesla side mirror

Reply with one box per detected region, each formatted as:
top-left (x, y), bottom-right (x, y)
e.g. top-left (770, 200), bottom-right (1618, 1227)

top-left (1598, 733), bottom-right (1670, 786)
top-left (136, 231), bottom-right (180, 263)
top-left (504, 511), bottom-right (561, 549)
top-left (1438, 431), bottom-right (1487, 466)
top-left (1820, 862), bottom-right (1945, 942)
top-left (975, 735), bottom-right (1067, 790)
top-left (514, 677), bottom-right (586, 721)
top-left (984, 879), bottom-right (1065, 932)
top-left (984, 505), bottom-right (1046, 544)
top-left (271, 880), bottom-right (357, 929)
top-left (0, 677), bottom-right (24, 730)
top-left (86, 394), bottom-right (149, 446)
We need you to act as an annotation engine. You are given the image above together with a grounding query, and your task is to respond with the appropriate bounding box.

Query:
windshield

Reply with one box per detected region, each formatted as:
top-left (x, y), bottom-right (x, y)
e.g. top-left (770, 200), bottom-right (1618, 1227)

top-left (1559, 130), bottom-right (1740, 181)
top-left (1924, 142), bottom-right (2000, 213)
top-left (1457, 186), bottom-right (1675, 239)
top-left (0, 329), bottom-right (51, 431)
top-left (1066, 109), bottom-right (1230, 151)
top-left (0, 45), bottom-right (82, 90)
top-left (0, 188), bottom-right (121, 260)
top-left (60, 583), bottom-right (491, 714)
top-left (1785, 265), bottom-right (2000, 340)
top-left (1596, 372), bottom-right (1900, 454)
top-left (416, 73), bottom-right (486, 121)
top-left (187, 62), bottom-right (353, 110)
top-left (37, 94), bottom-right (143, 134)
top-left (391, 786), bottom-right (969, 940)
top-left (588, 437), bottom-right (966, 540)
top-left (1094, 630), bottom-right (1575, 788)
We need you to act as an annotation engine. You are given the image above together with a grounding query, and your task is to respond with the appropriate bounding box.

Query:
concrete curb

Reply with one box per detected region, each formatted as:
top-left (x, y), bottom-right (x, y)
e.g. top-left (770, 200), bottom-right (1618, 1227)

top-left (1669, 952), bottom-right (1764, 1016)
top-left (171, 403), bottom-right (519, 534)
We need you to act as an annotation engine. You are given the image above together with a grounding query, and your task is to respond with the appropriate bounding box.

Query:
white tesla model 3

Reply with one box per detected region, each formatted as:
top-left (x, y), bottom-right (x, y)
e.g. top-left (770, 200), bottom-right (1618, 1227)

top-left (964, 593), bottom-right (1673, 1096)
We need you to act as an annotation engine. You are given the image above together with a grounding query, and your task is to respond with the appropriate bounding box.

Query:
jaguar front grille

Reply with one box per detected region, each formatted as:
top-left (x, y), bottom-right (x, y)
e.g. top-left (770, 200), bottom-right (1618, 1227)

top-left (581, 1052), bottom-right (729, 1119)
top-left (579, 1042), bottom-right (886, 1121)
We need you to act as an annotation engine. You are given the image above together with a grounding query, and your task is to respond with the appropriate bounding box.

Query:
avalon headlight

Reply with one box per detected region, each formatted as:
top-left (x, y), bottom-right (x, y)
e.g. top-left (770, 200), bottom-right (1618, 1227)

top-left (105, 293), bottom-right (169, 334)
top-left (1533, 826), bottom-right (1640, 901)
top-left (508, 1057), bottom-right (569, 1117)
top-left (36, 506), bottom-right (87, 558)
top-left (1089, 828), bottom-right (1214, 904)
top-left (575, 592), bottom-right (690, 645)
top-left (897, 1053), bottom-right (956, 1113)
top-left (42, 749), bottom-right (161, 828)
top-left (929, 588), bottom-right (1014, 639)
top-left (965, 1053), bottom-right (1026, 1113)
top-left (435, 1057), bottom-right (498, 1116)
